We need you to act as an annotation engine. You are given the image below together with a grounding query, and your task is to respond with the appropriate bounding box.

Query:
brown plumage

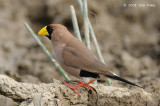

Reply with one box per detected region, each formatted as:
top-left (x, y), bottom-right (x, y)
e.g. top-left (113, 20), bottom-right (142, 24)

top-left (38, 24), bottom-right (143, 89)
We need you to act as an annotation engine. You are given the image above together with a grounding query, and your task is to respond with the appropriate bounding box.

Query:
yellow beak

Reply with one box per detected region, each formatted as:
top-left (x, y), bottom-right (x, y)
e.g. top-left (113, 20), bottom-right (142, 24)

top-left (38, 26), bottom-right (49, 36)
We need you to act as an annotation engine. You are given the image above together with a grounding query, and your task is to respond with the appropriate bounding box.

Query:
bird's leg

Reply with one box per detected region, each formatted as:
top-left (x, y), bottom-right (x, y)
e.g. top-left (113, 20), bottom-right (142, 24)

top-left (61, 81), bottom-right (84, 95)
top-left (74, 80), bottom-right (95, 91)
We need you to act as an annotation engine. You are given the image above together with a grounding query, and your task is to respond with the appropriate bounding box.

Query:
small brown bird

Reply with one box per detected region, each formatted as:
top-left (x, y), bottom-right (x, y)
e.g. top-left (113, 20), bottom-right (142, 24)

top-left (38, 24), bottom-right (142, 95)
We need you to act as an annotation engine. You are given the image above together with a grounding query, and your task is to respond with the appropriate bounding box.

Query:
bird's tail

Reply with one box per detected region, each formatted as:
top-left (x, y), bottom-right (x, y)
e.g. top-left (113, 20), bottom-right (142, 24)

top-left (105, 74), bottom-right (143, 88)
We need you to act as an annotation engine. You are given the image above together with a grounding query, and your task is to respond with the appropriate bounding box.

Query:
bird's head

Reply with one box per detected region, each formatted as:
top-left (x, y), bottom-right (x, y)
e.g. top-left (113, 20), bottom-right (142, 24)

top-left (38, 24), bottom-right (68, 40)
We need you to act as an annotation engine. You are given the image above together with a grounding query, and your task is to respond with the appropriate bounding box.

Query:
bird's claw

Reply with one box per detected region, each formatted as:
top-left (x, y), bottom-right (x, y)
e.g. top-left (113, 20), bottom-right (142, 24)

top-left (62, 80), bottom-right (95, 95)
top-left (62, 81), bottom-right (83, 95)
top-left (74, 80), bottom-right (94, 91)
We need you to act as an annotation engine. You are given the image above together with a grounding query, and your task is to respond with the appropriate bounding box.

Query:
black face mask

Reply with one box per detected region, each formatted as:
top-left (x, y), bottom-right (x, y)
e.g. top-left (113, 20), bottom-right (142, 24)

top-left (46, 35), bottom-right (51, 40)
top-left (46, 25), bottom-right (54, 40)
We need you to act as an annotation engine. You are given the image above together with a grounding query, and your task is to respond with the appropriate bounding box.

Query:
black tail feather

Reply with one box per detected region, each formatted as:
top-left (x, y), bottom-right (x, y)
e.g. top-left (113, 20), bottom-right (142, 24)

top-left (106, 75), bottom-right (143, 89)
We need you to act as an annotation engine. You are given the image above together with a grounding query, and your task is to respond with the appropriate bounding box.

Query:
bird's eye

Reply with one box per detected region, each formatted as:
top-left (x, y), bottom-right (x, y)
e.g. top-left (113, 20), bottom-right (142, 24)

top-left (49, 27), bottom-right (53, 33)
top-left (46, 26), bottom-right (54, 35)
top-left (51, 28), bottom-right (54, 32)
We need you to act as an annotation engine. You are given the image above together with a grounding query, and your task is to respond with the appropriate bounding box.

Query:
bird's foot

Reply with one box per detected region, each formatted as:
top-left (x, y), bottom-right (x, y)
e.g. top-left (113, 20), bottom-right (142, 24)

top-left (62, 81), bottom-right (84, 95)
top-left (74, 80), bottom-right (95, 91)
top-left (62, 80), bottom-right (95, 95)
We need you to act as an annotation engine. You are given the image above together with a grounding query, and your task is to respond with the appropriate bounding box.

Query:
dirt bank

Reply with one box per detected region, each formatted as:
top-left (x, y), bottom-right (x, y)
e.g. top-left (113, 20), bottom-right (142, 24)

top-left (0, 0), bottom-right (159, 105)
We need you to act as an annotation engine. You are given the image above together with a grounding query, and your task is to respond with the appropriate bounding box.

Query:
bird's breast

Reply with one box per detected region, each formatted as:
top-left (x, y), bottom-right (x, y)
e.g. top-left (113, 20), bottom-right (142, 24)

top-left (53, 41), bottom-right (65, 63)
top-left (53, 42), bottom-right (81, 78)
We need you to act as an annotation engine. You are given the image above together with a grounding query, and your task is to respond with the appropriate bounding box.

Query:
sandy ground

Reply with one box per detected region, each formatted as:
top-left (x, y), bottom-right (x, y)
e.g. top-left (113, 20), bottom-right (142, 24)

top-left (0, 0), bottom-right (159, 105)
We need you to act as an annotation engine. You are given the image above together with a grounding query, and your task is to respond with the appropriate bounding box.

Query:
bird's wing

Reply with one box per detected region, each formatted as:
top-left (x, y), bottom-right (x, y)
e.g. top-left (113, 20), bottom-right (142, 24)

top-left (62, 37), bottom-right (113, 76)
